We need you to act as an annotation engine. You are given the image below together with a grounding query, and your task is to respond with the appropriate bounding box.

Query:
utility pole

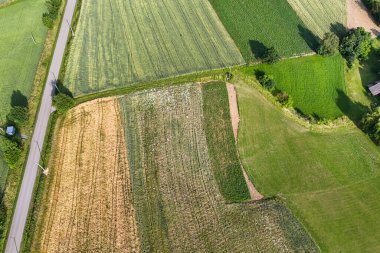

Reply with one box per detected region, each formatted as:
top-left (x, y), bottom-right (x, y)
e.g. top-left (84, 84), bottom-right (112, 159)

top-left (66, 19), bottom-right (74, 36)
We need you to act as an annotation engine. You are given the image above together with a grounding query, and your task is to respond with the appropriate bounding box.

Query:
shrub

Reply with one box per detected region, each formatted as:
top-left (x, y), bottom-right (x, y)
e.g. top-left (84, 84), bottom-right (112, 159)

top-left (340, 27), bottom-right (372, 66)
top-left (361, 107), bottom-right (380, 144)
top-left (262, 47), bottom-right (280, 64)
top-left (256, 71), bottom-right (276, 90)
top-left (6, 106), bottom-right (28, 126)
top-left (53, 93), bottom-right (75, 114)
top-left (318, 32), bottom-right (340, 56)
top-left (0, 137), bottom-right (22, 166)
top-left (42, 0), bottom-right (61, 29)
top-left (42, 13), bottom-right (53, 29)
top-left (274, 91), bottom-right (293, 107)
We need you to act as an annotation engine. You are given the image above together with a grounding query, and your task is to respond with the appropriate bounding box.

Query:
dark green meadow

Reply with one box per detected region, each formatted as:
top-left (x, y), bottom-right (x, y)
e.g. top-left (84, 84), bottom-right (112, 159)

top-left (209, 0), bottom-right (314, 62)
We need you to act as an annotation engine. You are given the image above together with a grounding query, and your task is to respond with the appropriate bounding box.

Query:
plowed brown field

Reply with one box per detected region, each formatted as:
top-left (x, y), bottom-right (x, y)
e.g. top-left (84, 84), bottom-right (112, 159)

top-left (32, 97), bottom-right (139, 252)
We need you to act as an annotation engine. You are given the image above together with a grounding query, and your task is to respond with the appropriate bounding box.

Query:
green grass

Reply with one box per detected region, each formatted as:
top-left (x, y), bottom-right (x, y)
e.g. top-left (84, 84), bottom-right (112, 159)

top-left (237, 81), bottom-right (380, 252)
top-left (64, 0), bottom-right (244, 96)
top-left (0, 151), bottom-right (8, 192)
top-left (288, 0), bottom-right (347, 38)
top-left (0, 0), bottom-right (47, 116)
top-left (245, 55), bottom-right (346, 119)
top-left (118, 83), bottom-right (317, 252)
top-left (202, 82), bottom-right (250, 202)
top-left (209, 0), bottom-right (313, 62)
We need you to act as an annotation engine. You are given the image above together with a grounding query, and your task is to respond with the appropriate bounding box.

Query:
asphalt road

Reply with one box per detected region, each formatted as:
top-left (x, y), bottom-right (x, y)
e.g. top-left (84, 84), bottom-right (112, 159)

top-left (5, 0), bottom-right (77, 252)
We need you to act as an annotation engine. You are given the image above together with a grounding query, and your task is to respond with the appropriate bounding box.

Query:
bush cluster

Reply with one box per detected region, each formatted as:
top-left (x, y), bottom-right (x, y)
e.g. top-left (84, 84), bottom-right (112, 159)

top-left (318, 28), bottom-right (372, 67)
top-left (256, 70), bottom-right (293, 108)
top-left (53, 93), bottom-right (75, 114)
top-left (42, 0), bottom-right (61, 29)
top-left (361, 107), bottom-right (380, 144)
top-left (0, 137), bottom-right (22, 167)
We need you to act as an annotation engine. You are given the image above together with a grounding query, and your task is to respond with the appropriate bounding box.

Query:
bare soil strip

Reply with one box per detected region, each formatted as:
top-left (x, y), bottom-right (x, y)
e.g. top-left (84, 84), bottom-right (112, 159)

top-left (226, 83), bottom-right (263, 201)
top-left (347, 0), bottom-right (380, 37)
top-left (33, 97), bottom-right (140, 253)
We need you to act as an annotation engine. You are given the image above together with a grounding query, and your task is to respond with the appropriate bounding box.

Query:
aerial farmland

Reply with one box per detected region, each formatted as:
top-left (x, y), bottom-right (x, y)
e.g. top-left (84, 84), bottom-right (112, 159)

top-left (2, 0), bottom-right (380, 252)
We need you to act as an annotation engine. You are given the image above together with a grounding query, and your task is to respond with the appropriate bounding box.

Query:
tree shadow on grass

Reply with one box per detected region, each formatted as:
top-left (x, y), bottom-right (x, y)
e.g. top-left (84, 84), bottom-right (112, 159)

top-left (298, 25), bottom-right (319, 51)
top-left (249, 40), bottom-right (269, 60)
top-left (11, 90), bottom-right (28, 108)
top-left (330, 22), bottom-right (347, 39)
top-left (336, 89), bottom-right (369, 124)
top-left (55, 79), bottom-right (73, 98)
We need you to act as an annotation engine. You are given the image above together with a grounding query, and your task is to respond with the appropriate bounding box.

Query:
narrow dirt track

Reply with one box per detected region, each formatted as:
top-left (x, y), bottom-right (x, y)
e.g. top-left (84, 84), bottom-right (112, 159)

top-left (33, 98), bottom-right (140, 253)
top-left (347, 0), bottom-right (380, 37)
top-left (226, 83), bottom-right (263, 201)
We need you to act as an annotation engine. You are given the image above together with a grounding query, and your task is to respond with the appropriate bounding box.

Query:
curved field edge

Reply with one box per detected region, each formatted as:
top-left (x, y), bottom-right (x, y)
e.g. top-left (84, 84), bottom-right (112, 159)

top-left (63, 0), bottom-right (244, 96)
top-left (236, 80), bottom-right (380, 252)
top-left (30, 98), bottom-right (140, 252)
top-left (118, 82), bottom-right (318, 252)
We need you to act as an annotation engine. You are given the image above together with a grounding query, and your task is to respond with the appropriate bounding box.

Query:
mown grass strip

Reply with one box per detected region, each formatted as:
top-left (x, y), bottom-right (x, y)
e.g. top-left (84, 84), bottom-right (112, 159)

top-left (202, 82), bottom-right (250, 202)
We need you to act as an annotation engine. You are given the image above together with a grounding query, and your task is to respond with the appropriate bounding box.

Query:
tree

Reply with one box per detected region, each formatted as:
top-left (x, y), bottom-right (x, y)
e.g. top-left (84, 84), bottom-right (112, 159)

top-left (318, 32), bottom-right (340, 56)
top-left (6, 106), bottom-right (28, 125)
top-left (256, 72), bottom-right (276, 90)
top-left (53, 93), bottom-right (75, 114)
top-left (0, 137), bottom-right (21, 166)
top-left (262, 47), bottom-right (280, 64)
top-left (361, 107), bottom-right (380, 144)
top-left (340, 27), bottom-right (372, 66)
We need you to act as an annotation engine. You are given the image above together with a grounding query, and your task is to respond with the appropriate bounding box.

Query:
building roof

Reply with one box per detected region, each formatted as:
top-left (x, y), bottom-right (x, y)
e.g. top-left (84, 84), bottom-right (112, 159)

top-left (6, 126), bottom-right (15, 136)
top-left (369, 82), bottom-right (380, 96)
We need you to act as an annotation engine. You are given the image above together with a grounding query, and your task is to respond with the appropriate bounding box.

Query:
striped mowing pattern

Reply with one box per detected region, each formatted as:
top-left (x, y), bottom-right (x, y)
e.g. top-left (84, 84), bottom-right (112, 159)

top-left (64, 0), bottom-right (245, 96)
top-left (287, 0), bottom-right (347, 38)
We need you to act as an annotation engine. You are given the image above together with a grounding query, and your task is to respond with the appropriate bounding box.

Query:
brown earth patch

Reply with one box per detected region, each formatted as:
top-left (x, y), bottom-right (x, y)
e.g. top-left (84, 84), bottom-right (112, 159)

top-left (32, 97), bottom-right (140, 252)
top-left (347, 0), bottom-right (380, 37)
top-left (226, 83), bottom-right (263, 201)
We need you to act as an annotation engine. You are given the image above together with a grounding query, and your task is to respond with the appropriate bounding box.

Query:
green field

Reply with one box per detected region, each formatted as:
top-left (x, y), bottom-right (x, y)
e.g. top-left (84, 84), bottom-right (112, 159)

top-left (119, 83), bottom-right (317, 252)
top-left (0, 0), bottom-right (47, 116)
top-left (64, 0), bottom-right (245, 96)
top-left (209, 0), bottom-right (313, 62)
top-left (246, 55), bottom-right (346, 119)
top-left (288, 0), bottom-right (347, 38)
top-left (237, 81), bottom-right (380, 252)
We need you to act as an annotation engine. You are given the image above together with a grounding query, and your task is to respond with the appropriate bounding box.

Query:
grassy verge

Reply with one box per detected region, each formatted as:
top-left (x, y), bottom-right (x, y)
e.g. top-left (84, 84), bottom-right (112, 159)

top-left (74, 67), bottom-right (234, 105)
top-left (202, 82), bottom-right (250, 202)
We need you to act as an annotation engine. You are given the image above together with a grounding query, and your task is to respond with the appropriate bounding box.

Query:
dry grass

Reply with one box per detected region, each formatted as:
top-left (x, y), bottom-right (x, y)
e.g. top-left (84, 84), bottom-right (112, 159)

top-left (32, 97), bottom-right (139, 252)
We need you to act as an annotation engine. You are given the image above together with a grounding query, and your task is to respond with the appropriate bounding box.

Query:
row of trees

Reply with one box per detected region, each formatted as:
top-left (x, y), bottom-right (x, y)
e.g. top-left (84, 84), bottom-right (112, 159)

top-left (318, 27), bottom-right (372, 66)
top-left (42, 0), bottom-right (62, 29)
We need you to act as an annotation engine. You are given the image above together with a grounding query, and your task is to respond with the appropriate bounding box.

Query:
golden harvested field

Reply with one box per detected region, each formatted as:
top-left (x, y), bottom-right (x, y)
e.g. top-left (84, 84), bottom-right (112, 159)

top-left (32, 98), bottom-right (139, 252)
